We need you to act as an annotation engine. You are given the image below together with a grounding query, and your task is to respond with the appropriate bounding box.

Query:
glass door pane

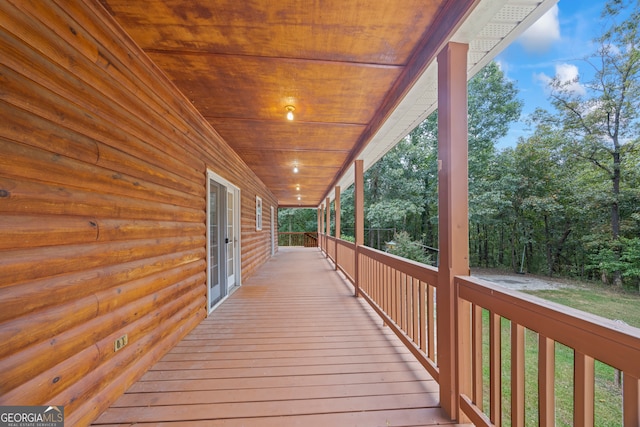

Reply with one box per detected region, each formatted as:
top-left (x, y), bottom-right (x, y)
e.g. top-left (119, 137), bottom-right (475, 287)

top-left (209, 181), bottom-right (221, 308)
top-left (226, 189), bottom-right (235, 288)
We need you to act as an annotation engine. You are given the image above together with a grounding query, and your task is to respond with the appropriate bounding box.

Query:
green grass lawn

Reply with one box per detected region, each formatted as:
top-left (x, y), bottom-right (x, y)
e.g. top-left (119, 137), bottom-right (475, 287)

top-left (524, 284), bottom-right (640, 328)
top-left (478, 282), bottom-right (640, 426)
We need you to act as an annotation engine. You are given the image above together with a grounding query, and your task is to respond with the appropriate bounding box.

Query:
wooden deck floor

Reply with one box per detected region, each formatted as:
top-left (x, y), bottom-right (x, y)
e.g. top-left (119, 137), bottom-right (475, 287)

top-left (92, 247), bottom-right (463, 427)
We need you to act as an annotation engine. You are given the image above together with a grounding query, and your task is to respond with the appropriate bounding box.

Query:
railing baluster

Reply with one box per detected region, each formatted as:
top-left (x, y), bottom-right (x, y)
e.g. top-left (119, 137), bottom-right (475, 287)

top-left (377, 259), bottom-right (381, 304)
top-left (392, 268), bottom-right (398, 324)
top-left (400, 272), bottom-right (406, 331)
top-left (427, 284), bottom-right (435, 361)
top-left (411, 277), bottom-right (424, 344)
top-left (404, 274), bottom-right (409, 333)
top-left (511, 323), bottom-right (525, 427)
top-left (420, 281), bottom-right (427, 354)
top-left (381, 263), bottom-right (386, 314)
top-left (459, 298), bottom-right (473, 414)
top-left (396, 269), bottom-right (401, 326)
top-left (361, 254), bottom-right (366, 292)
top-left (378, 260), bottom-right (382, 307)
top-left (386, 264), bottom-right (392, 318)
top-left (490, 311), bottom-right (502, 427)
top-left (574, 351), bottom-right (595, 427)
top-left (404, 273), bottom-right (410, 339)
top-left (472, 304), bottom-right (483, 410)
top-left (369, 258), bottom-right (374, 300)
top-left (407, 276), bottom-right (412, 341)
top-left (370, 257), bottom-right (373, 295)
top-left (538, 334), bottom-right (555, 427)
top-left (623, 372), bottom-right (639, 426)
top-left (382, 262), bottom-right (387, 314)
top-left (398, 270), bottom-right (404, 329)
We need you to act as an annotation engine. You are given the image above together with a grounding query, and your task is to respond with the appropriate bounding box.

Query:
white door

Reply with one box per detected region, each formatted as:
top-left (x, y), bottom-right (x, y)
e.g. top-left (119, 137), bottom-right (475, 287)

top-left (207, 171), bottom-right (240, 313)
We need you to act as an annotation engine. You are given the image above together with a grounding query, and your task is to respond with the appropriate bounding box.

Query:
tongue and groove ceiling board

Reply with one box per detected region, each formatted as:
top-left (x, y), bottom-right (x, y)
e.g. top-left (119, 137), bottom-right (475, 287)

top-left (99, 0), bottom-right (556, 207)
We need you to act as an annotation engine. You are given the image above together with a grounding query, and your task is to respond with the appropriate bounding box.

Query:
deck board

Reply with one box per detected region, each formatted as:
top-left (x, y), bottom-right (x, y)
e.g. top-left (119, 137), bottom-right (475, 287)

top-left (92, 247), bottom-right (461, 427)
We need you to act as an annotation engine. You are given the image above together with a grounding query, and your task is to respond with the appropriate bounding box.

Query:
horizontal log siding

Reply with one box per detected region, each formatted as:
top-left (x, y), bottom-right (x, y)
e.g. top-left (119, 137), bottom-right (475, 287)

top-left (0, 1), bottom-right (277, 426)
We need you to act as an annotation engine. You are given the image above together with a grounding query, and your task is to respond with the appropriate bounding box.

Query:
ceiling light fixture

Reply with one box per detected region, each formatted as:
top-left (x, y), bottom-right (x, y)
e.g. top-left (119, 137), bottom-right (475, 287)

top-left (296, 185), bottom-right (300, 191)
top-left (293, 164), bottom-right (299, 174)
top-left (285, 105), bottom-right (295, 121)
top-left (297, 195), bottom-right (301, 201)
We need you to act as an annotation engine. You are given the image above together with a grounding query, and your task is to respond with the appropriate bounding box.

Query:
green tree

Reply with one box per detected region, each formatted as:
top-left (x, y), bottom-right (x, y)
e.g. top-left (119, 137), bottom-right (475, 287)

top-left (543, 1), bottom-right (640, 287)
top-left (278, 208), bottom-right (316, 232)
top-left (510, 124), bottom-right (586, 276)
top-left (467, 62), bottom-right (523, 267)
top-left (364, 137), bottom-right (426, 232)
top-left (387, 231), bottom-right (432, 265)
top-left (364, 61), bottom-right (522, 256)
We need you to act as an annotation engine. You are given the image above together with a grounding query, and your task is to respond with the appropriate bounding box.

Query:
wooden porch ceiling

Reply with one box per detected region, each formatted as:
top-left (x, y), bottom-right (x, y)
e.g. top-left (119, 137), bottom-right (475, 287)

top-left (97, 0), bottom-right (471, 206)
top-left (98, 0), bottom-right (553, 207)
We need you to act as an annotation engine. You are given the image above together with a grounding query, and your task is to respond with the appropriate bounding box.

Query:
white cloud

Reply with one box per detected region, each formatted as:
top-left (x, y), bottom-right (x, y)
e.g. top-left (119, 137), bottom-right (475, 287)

top-left (534, 63), bottom-right (586, 96)
top-left (518, 5), bottom-right (560, 54)
top-left (533, 71), bottom-right (552, 87)
top-left (495, 59), bottom-right (510, 77)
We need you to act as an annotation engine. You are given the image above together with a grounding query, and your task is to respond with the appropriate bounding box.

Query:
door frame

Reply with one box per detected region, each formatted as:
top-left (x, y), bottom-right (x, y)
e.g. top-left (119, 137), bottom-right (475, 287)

top-left (206, 170), bottom-right (241, 314)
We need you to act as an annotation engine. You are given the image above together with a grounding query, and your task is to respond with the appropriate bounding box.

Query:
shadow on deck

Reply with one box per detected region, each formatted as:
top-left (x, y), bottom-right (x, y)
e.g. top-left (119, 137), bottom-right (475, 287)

top-left (92, 247), bottom-right (462, 426)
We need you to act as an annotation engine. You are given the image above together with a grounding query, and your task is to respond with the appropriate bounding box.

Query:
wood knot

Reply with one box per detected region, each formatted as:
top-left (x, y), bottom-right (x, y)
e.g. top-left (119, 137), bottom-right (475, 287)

top-left (0, 189), bottom-right (9, 198)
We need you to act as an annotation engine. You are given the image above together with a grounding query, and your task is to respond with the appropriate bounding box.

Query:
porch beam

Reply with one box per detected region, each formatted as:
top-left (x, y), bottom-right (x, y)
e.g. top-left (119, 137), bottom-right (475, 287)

top-left (436, 41), bottom-right (470, 421)
top-left (354, 160), bottom-right (364, 297)
top-left (326, 197), bottom-right (331, 237)
top-left (335, 186), bottom-right (341, 239)
top-left (334, 186), bottom-right (341, 270)
top-left (317, 206), bottom-right (322, 244)
top-left (320, 204), bottom-right (325, 251)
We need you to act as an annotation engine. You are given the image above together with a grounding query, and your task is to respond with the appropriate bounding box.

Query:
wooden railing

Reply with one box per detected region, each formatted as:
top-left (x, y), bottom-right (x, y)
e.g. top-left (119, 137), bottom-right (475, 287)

top-left (336, 239), bottom-right (356, 283)
top-left (456, 276), bottom-right (640, 427)
top-left (357, 245), bottom-right (439, 380)
top-left (319, 233), bottom-right (640, 426)
top-left (325, 236), bottom-right (357, 284)
top-left (326, 235), bottom-right (336, 262)
top-left (278, 232), bottom-right (318, 247)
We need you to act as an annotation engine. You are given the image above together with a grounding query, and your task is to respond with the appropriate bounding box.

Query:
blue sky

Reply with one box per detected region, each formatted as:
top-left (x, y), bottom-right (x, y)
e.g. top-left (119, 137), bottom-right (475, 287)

top-left (495, 0), bottom-right (610, 149)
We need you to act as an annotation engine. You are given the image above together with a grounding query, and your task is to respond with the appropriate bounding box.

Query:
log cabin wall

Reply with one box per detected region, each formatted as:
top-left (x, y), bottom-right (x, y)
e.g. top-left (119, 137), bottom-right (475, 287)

top-left (0, 1), bottom-right (278, 426)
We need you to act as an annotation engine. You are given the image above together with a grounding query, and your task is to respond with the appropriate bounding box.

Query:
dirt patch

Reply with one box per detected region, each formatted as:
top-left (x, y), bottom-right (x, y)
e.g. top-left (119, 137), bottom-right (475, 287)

top-left (470, 268), bottom-right (583, 291)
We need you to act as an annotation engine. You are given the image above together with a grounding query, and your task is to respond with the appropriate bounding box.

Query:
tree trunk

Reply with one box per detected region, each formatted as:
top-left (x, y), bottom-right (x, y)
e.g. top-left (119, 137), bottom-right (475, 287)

top-left (611, 146), bottom-right (622, 287)
top-left (544, 215), bottom-right (553, 276)
top-left (483, 224), bottom-right (489, 267)
top-left (476, 223), bottom-right (481, 266)
top-left (511, 222), bottom-right (518, 272)
top-left (498, 225), bottom-right (504, 265)
top-left (551, 226), bottom-right (572, 276)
